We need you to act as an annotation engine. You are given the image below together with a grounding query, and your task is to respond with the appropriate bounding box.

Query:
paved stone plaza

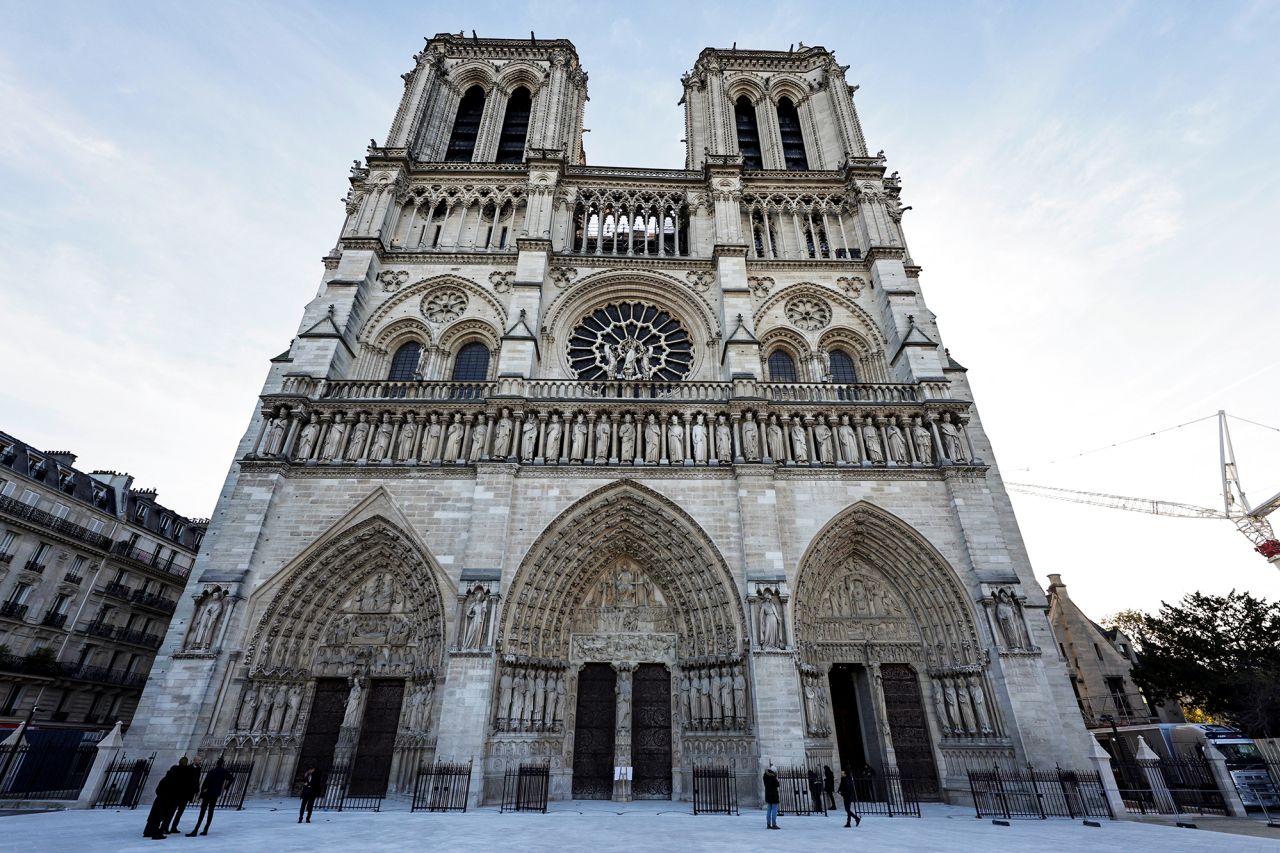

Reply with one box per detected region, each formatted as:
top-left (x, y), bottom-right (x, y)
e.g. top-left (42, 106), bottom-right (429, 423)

top-left (5, 801), bottom-right (1280, 853)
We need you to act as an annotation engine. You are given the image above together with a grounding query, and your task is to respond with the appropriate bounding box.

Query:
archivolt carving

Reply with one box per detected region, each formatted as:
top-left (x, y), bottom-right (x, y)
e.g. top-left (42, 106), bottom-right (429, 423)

top-left (498, 481), bottom-right (745, 659)
top-left (360, 274), bottom-right (508, 343)
top-left (753, 283), bottom-right (883, 349)
top-left (794, 502), bottom-right (981, 669)
top-left (243, 516), bottom-right (447, 679)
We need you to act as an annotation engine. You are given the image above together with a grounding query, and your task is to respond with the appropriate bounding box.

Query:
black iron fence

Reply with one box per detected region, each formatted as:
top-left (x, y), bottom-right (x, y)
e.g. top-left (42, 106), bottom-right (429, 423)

top-left (500, 763), bottom-right (550, 813)
top-left (847, 768), bottom-right (922, 818)
top-left (194, 759), bottom-right (254, 811)
top-left (411, 760), bottom-right (472, 812)
top-left (0, 741), bottom-right (97, 800)
top-left (314, 763), bottom-right (382, 812)
top-left (968, 766), bottom-right (1113, 820)
top-left (1162, 757), bottom-right (1227, 816)
top-left (94, 754), bottom-right (155, 809)
top-left (692, 763), bottom-right (739, 815)
top-left (776, 765), bottom-right (827, 816)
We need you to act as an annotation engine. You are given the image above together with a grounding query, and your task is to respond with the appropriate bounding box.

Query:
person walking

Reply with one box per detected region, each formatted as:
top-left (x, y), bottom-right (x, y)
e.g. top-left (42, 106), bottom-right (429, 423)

top-left (186, 757), bottom-right (233, 836)
top-left (143, 762), bottom-right (183, 840)
top-left (762, 763), bottom-right (781, 829)
top-left (298, 767), bottom-right (319, 824)
top-left (837, 768), bottom-right (862, 828)
top-left (167, 757), bottom-right (201, 834)
top-left (823, 765), bottom-right (836, 811)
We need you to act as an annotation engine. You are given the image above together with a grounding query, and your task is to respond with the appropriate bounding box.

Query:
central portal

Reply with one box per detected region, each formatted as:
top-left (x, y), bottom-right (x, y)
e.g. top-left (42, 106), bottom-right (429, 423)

top-left (571, 663), bottom-right (617, 799)
top-left (632, 663), bottom-right (672, 799)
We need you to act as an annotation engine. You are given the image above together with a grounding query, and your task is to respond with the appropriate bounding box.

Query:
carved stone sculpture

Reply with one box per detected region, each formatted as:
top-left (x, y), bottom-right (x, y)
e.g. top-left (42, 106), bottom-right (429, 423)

top-left (912, 417), bottom-right (933, 464)
top-left (619, 414), bottom-right (636, 461)
top-left (493, 409), bottom-right (513, 458)
top-left (468, 418), bottom-right (488, 462)
top-left (886, 419), bottom-right (908, 463)
top-left (422, 414), bottom-right (442, 462)
top-left (545, 415), bottom-right (562, 461)
top-left (643, 414), bottom-right (661, 463)
top-left (971, 681), bottom-right (993, 735)
top-left (321, 417), bottom-right (346, 461)
top-left (520, 416), bottom-right (537, 462)
top-left (766, 415), bottom-right (785, 461)
top-left (443, 414), bottom-right (464, 461)
top-left (370, 415), bottom-right (393, 460)
top-left (861, 420), bottom-right (884, 463)
top-left (994, 589), bottom-right (1030, 649)
top-left (396, 416), bottom-right (417, 461)
top-left (932, 679), bottom-right (951, 735)
top-left (667, 415), bottom-right (685, 462)
top-left (570, 414), bottom-right (587, 461)
top-left (758, 590), bottom-right (782, 648)
top-left (940, 413), bottom-right (967, 462)
top-left (341, 676), bottom-right (365, 728)
top-left (691, 414), bottom-right (708, 462)
top-left (264, 416), bottom-right (287, 456)
top-left (462, 587), bottom-right (487, 650)
top-left (594, 417), bottom-right (610, 462)
top-left (789, 417), bottom-right (808, 463)
top-left (813, 417), bottom-right (834, 463)
top-left (188, 588), bottom-right (226, 650)
top-left (296, 415), bottom-right (320, 460)
top-left (742, 412), bottom-right (760, 460)
top-left (715, 415), bottom-right (732, 462)
top-left (348, 416), bottom-right (370, 460)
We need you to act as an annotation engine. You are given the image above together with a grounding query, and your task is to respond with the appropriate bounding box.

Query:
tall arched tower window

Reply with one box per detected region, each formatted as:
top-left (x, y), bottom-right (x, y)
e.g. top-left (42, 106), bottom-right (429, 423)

top-left (767, 350), bottom-right (798, 383)
top-left (829, 349), bottom-right (857, 384)
top-left (496, 87), bottom-right (532, 164)
top-left (446, 86), bottom-right (486, 162)
top-left (388, 342), bottom-right (423, 380)
top-left (776, 97), bottom-right (809, 171)
top-left (734, 96), bottom-right (763, 170)
top-left (451, 342), bottom-right (491, 381)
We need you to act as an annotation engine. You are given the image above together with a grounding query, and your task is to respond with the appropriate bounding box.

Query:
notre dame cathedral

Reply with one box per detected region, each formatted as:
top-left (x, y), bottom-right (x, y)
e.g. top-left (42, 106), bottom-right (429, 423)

top-left (128, 34), bottom-right (1094, 806)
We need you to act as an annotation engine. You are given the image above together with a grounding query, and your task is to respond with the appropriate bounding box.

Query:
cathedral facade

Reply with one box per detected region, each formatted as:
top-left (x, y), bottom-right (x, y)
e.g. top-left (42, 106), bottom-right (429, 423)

top-left (128, 34), bottom-right (1093, 805)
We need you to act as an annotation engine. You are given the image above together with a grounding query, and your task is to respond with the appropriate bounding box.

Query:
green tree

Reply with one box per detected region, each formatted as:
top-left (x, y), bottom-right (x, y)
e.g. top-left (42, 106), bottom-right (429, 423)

top-left (1125, 591), bottom-right (1280, 737)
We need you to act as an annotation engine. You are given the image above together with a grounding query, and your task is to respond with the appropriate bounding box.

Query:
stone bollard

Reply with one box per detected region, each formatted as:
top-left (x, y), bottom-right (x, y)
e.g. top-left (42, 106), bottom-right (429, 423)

top-left (1202, 742), bottom-right (1248, 817)
top-left (1089, 737), bottom-right (1130, 819)
top-left (1135, 736), bottom-right (1176, 813)
top-left (74, 721), bottom-right (125, 808)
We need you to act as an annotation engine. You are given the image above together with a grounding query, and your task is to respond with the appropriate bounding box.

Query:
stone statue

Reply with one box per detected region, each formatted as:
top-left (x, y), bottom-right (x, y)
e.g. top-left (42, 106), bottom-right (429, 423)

top-left (594, 417), bottom-right (610, 462)
top-left (283, 684), bottom-right (303, 733)
top-left (971, 681), bottom-right (993, 735)
top-left (530, 669), bottom-right (546, 728)
top-left (616, 673), bottom-right (632, 731)
top-left (680, 672), bottom-right (693, 723)
top-left (497, 668), bottom-right (514, 724)
top-left (414, 346), bottom-right (431, 380)
top-left (348, 415), bottom-right (371, 460)
top-left (803, 679), bottom-right (820, 734)
top-left (443, 414), bottom-right (464, 461)
top-left (831, 415), bottom-right (853, 464)
top-left (296, 415), bottom-right (320, 460)
top-left (521, 416), bottom-right (538, 461)
top-left (758, 590), bottom-right (782, 648)
top-left (943, 679), bottom-right (960, 732)
top-left (570, 414), bottom-right (587, 461)
top-left (468, 418), bottom-right (488, 462)
top-left (715, 415), bottom-right (732, 462)
top-left (667, 414), bottom-right (685, 462)
top-left (396, 416), bottom-right (417, 461)
top-left (268, 685), bottom-right (288, 731)
top-left (732, 668), bottom-right (747, 724)
top-left (236, 684), bottom-right (258, 730)
top-left (189, 590), bottom-right (225, 650)
top-left (718, 667), bottom-right (734, 722)
top-left (253, 690), bottom-right (273, 731)
top-left (511, 670), bottom-right (528, 727)
top-left (619, 414), bottom-right (636, 461)
top-left (462, 588), bottom-right (486, 649)
top-left (994, 590), bottom-right (1028, 648)
top-left (789, 417), bottom-right (808, 463)
top-left (643, 414), bottom-right (661, 463)
top-left (691, 414), bottom-right (708, 462)
top-left (370, 415), bottom-right (393, 460)
top-left (956, 680), bottom-right (977, 734)
top-left (264, 416), bottom-right (287, 456)
top-left (321, 417), bottom-right (346, 461)
top-left (861, 420), bottom-right (884, 463)
top-left (932, 679), bottom-right (951, 735)
top-left (422, 414), bottom-right (443, 462)
top-left (766, 414), bottom-right (785, 461)
top-left (886, 419), bottom-right (908, 464)
top-left (706, 669), bottom-right (721, 721)
top-left (741, 411), bottom-right (760, 461)
top-left (912, 417), bottom-right (933, 464)
top-left (551, 673), bottom-right (566, 727)
top-left (544, 415), bottom-right (563, 461)
top-left (940, 413), bottom-right (967, 462)
top-left (493, 409), bottom-right (513, 458)
top-left (341, 676), bottom-right (365, 728)
top-left (813, 416), bottom-right (834, 463)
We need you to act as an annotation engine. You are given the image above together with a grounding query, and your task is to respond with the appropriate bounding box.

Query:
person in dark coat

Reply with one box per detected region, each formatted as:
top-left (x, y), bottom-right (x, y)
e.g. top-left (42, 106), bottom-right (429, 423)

top-left (167, 757), bottom-right (201, 834)
top-left (298, 767), bottom-right (319, 824)
top-left (837, 768), bottom-right (862, 828)
top-left (823, 765), bottom-right (836, 810)
top-left (186, 757), bottom-right (233, 836)
top-left (762, 763), bottom-right (781, 829)
top-left (807, 767), bottom-right (824, 812)
top-left (143, 762), bottom-right (183, 840)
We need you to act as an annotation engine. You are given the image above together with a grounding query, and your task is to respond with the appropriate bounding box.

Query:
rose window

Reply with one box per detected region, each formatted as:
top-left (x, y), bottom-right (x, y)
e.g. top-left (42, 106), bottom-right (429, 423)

top-left (421, 288), bottom-right (468, 323)
top-left (785, 296), bottom-right (831, 331)
top-left (567, 302), bottom-right (692, 381)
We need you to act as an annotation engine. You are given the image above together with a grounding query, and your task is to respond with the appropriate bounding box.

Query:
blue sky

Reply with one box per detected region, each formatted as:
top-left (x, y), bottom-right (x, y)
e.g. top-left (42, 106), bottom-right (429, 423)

top-left (1, 1), bottom-right (1278, 617)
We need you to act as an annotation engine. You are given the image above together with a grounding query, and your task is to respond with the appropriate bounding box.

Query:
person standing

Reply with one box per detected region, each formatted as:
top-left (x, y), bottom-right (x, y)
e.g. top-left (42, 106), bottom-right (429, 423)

top-left (807, 767), bottom-right (824, 813)
top-left (823, 765), bottom-right (836, 811)
top-left (837, 769), bottom-right (862, 828)
top-left (298, 767), bottom-right (319, 824)
top-left (167, 757), bottom-right (201, 834)
top-left (143, 762), bottom-right (183, 840)
top-left (762, 763), bottom-right (781, 830)
top-left (187, 757), bottom-right (233, 836)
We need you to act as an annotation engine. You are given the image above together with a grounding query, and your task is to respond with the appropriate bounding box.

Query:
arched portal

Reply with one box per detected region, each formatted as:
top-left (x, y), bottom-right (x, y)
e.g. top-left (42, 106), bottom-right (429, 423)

top-left (228, 515), bottom-right (448, 797)
top-left (793, 503), bottom-right (1004, 798)
top-left (492, 481), bottom-right (750, 801)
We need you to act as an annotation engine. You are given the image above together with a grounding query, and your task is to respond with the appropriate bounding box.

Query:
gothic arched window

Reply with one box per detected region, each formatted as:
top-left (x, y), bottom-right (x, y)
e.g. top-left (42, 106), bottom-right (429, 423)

top-left (829, 349), bottom-right (857, 384)
top-left (776, 97), bottom-right (809, 171)
top-left (451, 342), bottom-right (491, 381)
top-left (445, 86), bottom-right (486, 162)
top-left (734, 96), bottom-right (764, 170)
top-left (767, 350), bottom-right (798, 383)
top-left (388, 342), bottom-right (423, 381)
top-left (496, 87), bottom-right (532, 163)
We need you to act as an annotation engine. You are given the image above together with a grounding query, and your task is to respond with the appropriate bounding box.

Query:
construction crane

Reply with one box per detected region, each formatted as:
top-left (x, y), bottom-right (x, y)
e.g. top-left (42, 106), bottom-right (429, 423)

top-left (1007, 412), bottom-right (1280, 566)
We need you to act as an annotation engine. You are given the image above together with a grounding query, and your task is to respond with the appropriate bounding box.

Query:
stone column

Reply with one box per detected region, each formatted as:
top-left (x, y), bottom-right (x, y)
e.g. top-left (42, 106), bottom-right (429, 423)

top-left (1203, 741), bottom-right (1248, 817)
top-left (868, 662), bottom-right (899, 770)
top-left (1134, 737), bottom-right (1176, 813)
top-left (613, 662), bottom-right (636, 802)
top-left (1088, 738), bottom-right (1128, 819)
top-left (74, 721), bottom-right (124, 808)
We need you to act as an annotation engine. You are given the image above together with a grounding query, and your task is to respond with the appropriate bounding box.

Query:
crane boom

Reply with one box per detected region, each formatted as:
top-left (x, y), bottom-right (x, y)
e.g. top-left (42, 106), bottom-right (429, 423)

top-left (1004, 482), bottom-right (1226, 519)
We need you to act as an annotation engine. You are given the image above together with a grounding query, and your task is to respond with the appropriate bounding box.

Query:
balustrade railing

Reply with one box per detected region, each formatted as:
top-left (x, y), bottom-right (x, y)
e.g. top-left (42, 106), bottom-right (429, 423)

top-left (0, 494), bottom-right (112, 549)
top-left (23, 560), bottom-right (46, 574)
top-left (131, 590), bottom-right (176, 614)
top-left (109, 540), bottom-right (190, 580)
top-left (0, 601), bottom-right (29, 621)
top-left (102, 581), bottom-right (132, 600)
top-left (41, 610), bottom-right (68, 628)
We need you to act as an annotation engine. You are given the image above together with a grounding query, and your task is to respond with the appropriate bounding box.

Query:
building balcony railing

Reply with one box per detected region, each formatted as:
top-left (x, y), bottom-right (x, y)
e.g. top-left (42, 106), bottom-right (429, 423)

top-left (1078, 693), bottom-right (1160, 729)
top-left (71, 665), bottom-right (148, 689)
top-left (101, 581), bottom-right (133, 601)
top-left (0, 651), bottom-right (148, 689)
top-left (23, 560), bottom-right (46, 574)
top-left (63, 573), bottom-right (83, 586)
top-left (0, 649), bottom-right (61, 677)
top-left (40, 610), bottom-right (68, 628)
top-left (0, 552), bottom-right (13, 564)
top-left (114, 627), bottom-right (162, 649)
top-left (83, 620), bottom-right (116, 639)
top-left (0, 493), bottom-right (112, 549)
top-left (108, 540), bottom-right (190, 581)
top-left (0, 601), bottom-right (29, 621)
top-left (130, 590), bottom-right (176, 615)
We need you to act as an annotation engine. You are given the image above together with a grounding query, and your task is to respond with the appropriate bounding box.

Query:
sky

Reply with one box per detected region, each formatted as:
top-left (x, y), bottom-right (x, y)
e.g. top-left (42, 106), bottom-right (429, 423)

top-left (1, 1), bottom-right (1278, 620)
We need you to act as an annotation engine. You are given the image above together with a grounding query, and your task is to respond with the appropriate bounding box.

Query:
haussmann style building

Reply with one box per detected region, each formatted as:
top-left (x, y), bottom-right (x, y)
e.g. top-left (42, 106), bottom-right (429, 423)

top-left (128, 34), bottom-right (1097, 806)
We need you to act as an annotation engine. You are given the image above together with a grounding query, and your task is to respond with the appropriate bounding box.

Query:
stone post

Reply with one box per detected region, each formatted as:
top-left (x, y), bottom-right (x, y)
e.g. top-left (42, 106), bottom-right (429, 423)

top-left (613, 663), bottom-right (636, 802)
top-left (1134, 736), bottom-right (1175, 813)
top-left (75, 721), bottom-right (125, 808)
top-left (1088, 737), bottom-right (1128, 820)
top-left (1203, 742), bottom-right (1248, 817)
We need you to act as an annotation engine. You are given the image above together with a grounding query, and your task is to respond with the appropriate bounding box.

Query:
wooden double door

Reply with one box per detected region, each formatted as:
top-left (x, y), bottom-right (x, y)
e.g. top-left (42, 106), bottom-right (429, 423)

top-left (571, 663), bottom-right (672, 800)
